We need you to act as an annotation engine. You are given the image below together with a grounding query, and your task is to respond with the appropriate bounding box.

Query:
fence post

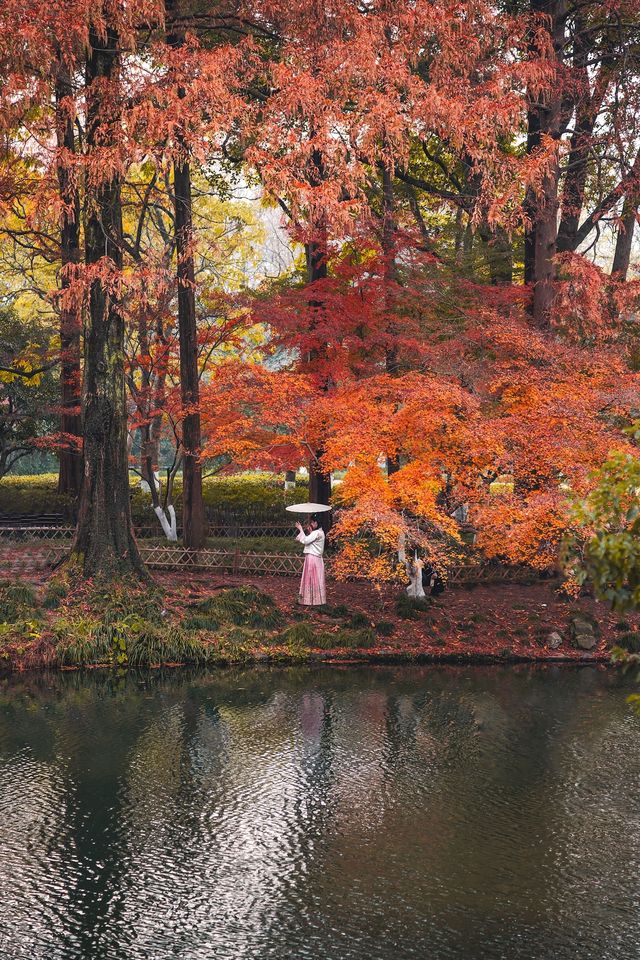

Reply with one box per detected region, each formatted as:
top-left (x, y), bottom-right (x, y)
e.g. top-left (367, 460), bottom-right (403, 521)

top-left (233, 544), bottom-right (240, 576)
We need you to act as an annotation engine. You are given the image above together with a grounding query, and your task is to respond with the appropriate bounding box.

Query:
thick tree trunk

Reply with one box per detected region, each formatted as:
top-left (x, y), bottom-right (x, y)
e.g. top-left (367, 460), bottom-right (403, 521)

top-left (166, 0), bottom-right (206, 550)
top-left (72, 25), bottom-right (145, 580)
top-left (612, 200), bottom-right (638, 280)
top-left (55, 65), bottom-right (82, 498)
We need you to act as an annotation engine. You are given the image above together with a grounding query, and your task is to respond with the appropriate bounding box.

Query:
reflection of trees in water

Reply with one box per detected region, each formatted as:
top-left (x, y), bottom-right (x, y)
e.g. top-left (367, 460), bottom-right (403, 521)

top-left (0, 672), bottom-right (159, 958)
top-left (1, 666), bottom-right (640, 958)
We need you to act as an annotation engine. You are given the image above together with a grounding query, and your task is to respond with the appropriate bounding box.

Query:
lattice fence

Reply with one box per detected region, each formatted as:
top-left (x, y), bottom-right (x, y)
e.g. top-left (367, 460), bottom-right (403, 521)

top-left (0, 525), bottom-right (552, 583)
top-left (0, 522), bottom-right (296, 542)
top-left (0, 525), bottom-right (75, 541)
top-left (137, 545), bottom-right (305, 576)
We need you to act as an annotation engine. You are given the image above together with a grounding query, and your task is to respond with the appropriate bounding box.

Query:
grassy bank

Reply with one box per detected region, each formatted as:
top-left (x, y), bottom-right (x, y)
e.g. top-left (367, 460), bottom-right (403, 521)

top-left (0, 574), bottom-right (631, 672)
top-left (0, 578), bottom-right (386, 670)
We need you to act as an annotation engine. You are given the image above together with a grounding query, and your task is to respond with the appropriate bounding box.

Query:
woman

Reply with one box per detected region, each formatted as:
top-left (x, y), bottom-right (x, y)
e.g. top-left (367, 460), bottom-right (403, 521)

top-left (295, 516), bottom-right (326, 606)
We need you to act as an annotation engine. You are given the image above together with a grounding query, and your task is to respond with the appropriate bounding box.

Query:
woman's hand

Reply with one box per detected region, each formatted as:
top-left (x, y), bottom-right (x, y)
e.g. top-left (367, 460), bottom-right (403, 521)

top-left (295, 521), bottom-right (303, 533)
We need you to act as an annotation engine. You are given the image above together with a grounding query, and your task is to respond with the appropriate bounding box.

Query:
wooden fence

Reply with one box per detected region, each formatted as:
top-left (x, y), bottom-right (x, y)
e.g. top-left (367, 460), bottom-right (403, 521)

top-left (0, 530), bottom-right (551, 584)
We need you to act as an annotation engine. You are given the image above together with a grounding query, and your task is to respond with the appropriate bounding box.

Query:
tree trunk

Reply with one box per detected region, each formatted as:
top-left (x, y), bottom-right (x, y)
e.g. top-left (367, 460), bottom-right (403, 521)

top-left (557, 19), bottom-right (610, 254)
top-left (478, 223), bottom-right (513, 285)
top-left (72, 25), bottom-right (146, 580)
top-left (173, 157), bottom-right (206, 549)
top-left (166, 0), bottom-right (206, 550)
top-left (526, 0), bottom-right (566, 326)
top-left (55, 64), bottom-right (82, 498)
top-left (306, 233), bottom-right (332, 507)
top-left (532, 156), bottom-right (561, 326)
top-left (556, 109), bottom-right (598, 253)
top-left (612, 200), bottom-right (638, 280)
top-left (382, 162), bottom-right (401, 476)
top-left (523, 91), bottom-right (540, 286)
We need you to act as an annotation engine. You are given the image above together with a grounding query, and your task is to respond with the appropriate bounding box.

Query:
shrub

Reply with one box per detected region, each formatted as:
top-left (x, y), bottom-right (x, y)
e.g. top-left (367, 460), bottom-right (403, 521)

top-left (55, 615), bottom-right (207, 668)
top-left (193, 587), bottom-right (283, 629)
top-left (0, 581), bottom-right (38, 623)
top-left (0, 474), bottom-right (74, 518)
top-left (375, 621), bottom-right (395, 637)
top-left (208, 628), bottom-right (255, 662)
top-left (315, 627), bottom-right (377, 650)
top-left (127, 627), bottom-right (206, 667)
top-left (348, 611), bottom-right (370, 629)
top-left (396, 593), bottom-right (431, 620)
top-left (469, 612), bottom-right (489, 624)
top-left (88, 583), bottom-right (166, 626)
top-left (617, 632), bottom-right (640, 654)
top-left (350, 627), bottom-right (377, 649)
top-left (0, 471), bottom-right (309, 524)
top-left (130, 472), bottom-right (309, 524)
top-left (55, 619), bottom-right (110, 666)
top-left (42, 579), bottom-right (68, 610)
top-left (615, 620), bottom-right (632, 632)
top-left (325, 604), bottom-right (350, 618)
top-left (279, 623), bottom-right (316, 651)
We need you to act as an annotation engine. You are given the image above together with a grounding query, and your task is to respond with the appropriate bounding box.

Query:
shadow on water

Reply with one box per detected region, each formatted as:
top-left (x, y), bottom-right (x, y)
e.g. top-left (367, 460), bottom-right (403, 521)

top-left (0, 663), bottom-right (638, 960)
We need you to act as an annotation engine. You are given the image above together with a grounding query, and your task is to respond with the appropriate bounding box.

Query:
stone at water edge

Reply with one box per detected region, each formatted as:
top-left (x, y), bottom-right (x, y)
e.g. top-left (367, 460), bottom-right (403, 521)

top-left (569, 614), bottom-right (599, 651)
top-left (546, 631), bottom-right (564, 650)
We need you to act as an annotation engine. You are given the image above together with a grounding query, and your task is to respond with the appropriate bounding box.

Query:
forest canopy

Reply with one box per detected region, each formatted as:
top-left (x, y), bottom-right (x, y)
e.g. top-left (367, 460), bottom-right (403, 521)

top-left (0, 0), bottom-right (639, 583)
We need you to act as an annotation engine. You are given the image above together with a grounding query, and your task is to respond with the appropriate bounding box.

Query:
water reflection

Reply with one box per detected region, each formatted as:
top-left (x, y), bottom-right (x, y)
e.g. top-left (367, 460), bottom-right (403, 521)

top-left (0, 666), bottom-right (639, 959)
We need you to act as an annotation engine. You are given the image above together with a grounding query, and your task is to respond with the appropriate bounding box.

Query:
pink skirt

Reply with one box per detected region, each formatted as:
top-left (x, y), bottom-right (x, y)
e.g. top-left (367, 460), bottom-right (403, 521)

top-left (299, 554), bottom-right (326, 606)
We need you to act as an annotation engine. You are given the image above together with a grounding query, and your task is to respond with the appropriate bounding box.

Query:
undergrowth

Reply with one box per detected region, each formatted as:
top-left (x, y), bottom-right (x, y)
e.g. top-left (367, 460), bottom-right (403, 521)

top-left (396, 593), bottom-right (432, 620)
top-left (186, 587), bottom-right (283, 630)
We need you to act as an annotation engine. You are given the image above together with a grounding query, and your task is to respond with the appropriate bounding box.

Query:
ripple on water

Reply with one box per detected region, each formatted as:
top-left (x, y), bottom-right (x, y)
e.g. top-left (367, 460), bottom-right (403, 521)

top-left (0, 666), bottom-right (639, 960)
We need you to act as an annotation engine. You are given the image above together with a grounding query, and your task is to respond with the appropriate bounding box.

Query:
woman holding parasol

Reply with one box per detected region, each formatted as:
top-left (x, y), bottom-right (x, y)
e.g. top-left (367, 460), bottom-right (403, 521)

top-left (287, 502), bottom-right (331, 606)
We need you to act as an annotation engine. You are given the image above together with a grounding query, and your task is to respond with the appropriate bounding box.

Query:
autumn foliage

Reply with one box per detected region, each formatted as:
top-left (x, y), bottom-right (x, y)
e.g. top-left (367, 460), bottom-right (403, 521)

top-left (0, 0), bottom-right (639, 583)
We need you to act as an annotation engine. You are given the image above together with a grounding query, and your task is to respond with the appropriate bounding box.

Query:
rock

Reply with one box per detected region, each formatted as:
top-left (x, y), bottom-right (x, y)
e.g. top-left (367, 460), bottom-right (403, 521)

top-left (546, 631), bottom-right (563, 650)
top-left (569, 614), bottom-right (599, 651)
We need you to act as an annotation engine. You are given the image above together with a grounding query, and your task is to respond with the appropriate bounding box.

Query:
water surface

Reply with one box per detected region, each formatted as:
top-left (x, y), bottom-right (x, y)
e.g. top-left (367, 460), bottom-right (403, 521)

top-left (0, 664), bottom-right (638, 959)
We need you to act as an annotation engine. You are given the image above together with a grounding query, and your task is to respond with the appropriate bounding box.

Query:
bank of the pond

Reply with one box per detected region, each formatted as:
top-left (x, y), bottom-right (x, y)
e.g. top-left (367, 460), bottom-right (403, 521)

top-left (0, 571), bottom-right (635, 672)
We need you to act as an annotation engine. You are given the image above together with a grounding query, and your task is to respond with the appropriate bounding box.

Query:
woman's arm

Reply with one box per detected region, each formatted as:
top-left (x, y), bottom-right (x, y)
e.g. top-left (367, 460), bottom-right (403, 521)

top-left (297, 529), bottom-right (321, 545)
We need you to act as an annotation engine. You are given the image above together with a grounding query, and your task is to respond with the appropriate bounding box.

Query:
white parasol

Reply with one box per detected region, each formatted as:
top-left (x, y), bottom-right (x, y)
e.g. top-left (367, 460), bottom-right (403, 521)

top-left (285, 502), bottom-right (332, 513)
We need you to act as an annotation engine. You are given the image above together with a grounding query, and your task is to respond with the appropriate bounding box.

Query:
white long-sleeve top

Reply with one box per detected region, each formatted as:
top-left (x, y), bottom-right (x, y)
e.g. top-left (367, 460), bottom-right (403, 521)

top-left (296, 528), bottom-right (325, 557)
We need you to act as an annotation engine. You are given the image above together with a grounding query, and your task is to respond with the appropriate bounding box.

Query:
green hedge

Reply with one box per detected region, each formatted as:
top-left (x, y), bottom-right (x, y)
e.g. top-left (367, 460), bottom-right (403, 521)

top-left (131, 472), bottom-right (308, 523)
top-left (0, 472), bottom-right (309, 523)
top-left (0, 475), bottom-right (74, 518)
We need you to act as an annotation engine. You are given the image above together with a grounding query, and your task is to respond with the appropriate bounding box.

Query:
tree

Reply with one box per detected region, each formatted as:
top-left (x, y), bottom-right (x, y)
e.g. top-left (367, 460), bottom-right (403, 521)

top-left (165, 0), bottom-right (206, 548)
top-left (524, 0), bottom-right (640, 323)
top-left (72, 17), bottom-right (146, 579)
top-left (565, 448), bottom-right (640, 612)
top-left (0, 310), bottom-right (58, 481)
top-left (55, 60), bottom-right (83, 497)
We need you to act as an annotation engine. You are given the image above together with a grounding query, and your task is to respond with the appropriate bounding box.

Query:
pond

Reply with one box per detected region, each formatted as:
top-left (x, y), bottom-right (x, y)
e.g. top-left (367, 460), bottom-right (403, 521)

top-left (0, 665), bottom-right (639, 960)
